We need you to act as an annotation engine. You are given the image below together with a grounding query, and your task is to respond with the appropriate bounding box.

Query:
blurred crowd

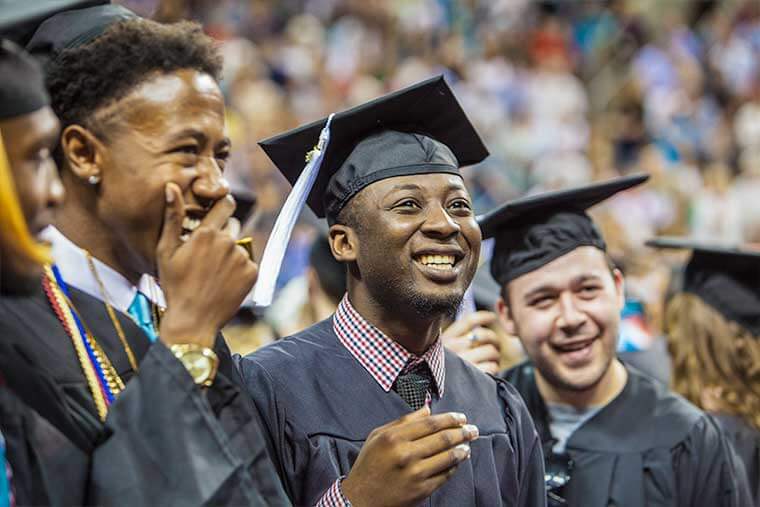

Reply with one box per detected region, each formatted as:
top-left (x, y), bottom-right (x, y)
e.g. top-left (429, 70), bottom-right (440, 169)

top-left (120, 0), bottom-right (760, 346)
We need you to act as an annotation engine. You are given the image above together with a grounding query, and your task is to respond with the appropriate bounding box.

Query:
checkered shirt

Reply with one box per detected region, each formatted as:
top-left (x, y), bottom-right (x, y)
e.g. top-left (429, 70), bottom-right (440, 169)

top-left (333, 295), bottom-right (445, 396)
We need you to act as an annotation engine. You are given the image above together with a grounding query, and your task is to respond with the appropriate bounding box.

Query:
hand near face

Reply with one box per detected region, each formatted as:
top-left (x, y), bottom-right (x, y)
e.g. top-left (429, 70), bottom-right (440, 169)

top-left (442, 311), bottom-right (502, 374)
top-left (341, 406), bottom-right (478, 507)
top-left (157, 182), bottom-right (257, 348)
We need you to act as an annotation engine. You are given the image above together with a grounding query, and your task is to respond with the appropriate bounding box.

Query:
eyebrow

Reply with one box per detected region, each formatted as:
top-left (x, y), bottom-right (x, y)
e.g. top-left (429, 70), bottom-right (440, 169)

top-left (521, 274), bottom-right (603, 300)
top-left (166, 129), bottom-right (231, 150)
top-left (384, 180), bottom-right (468, 196)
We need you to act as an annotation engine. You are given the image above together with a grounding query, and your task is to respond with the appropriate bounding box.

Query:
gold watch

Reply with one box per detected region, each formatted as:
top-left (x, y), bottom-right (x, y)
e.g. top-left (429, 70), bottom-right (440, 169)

top-left (169, 344), bottom-right (219, 387)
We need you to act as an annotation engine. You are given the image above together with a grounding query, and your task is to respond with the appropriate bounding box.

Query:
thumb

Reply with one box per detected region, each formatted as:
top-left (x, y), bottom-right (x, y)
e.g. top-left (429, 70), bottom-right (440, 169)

top-left (156, 183), bottom-right (185, 261)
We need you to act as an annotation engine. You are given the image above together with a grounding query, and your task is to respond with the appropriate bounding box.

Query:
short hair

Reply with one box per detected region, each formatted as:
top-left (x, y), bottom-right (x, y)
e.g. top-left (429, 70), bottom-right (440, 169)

top-left (44, 18), bottom-right (222, 140)
top-left (335, 194), bottom-right (365, 232)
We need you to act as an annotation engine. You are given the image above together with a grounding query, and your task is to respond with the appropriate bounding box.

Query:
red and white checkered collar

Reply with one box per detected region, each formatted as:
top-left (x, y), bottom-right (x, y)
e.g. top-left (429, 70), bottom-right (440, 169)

top-left (333, 295), bottom-right (445, 396)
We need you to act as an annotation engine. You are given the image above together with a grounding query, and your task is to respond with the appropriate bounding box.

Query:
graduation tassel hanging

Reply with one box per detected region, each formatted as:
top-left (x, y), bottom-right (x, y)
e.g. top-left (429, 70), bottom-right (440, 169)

top-left (251, 113), bottom-right (335, 308)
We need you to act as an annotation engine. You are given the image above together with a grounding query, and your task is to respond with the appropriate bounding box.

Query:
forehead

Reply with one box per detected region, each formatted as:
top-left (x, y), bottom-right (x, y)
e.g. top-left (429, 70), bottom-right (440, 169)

top-left (359, 172), bottom-right (467, 201)
top-left (0, 106), bottom-right (60, 151)
top-left (115, 69), bottom-right (224, 137)
top-left (508, 246), bottom-right (611, 293)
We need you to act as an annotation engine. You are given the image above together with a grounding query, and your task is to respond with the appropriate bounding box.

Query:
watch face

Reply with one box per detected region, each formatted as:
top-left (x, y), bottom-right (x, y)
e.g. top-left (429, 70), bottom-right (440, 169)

top-left (184, 351), bottom-right (213, 383)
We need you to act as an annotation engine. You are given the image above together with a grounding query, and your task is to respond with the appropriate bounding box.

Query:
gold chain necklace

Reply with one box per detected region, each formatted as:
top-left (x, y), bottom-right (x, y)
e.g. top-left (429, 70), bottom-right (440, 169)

top-left (84, 252), bottom-right (140, 372)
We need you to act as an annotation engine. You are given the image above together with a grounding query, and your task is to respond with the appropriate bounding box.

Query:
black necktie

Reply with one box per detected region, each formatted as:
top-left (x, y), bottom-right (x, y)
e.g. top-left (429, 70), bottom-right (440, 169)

top-left (393, 362), bottom-right (434, 410)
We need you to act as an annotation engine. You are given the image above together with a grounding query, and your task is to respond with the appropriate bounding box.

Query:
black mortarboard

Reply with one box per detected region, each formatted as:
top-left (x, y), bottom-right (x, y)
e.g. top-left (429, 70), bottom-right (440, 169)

top-left (482, 174), bottom-right (649, 285)
top-left (259, 75), bottom-right (489, 224)
top-left (0, 0), bottom-right (105, 46)
top-left (25, 2), bottom-right (136, 59)
top-left (646, 237), bottom-right (760, 335)
top-left (0, 39), bottom-right (48, 119)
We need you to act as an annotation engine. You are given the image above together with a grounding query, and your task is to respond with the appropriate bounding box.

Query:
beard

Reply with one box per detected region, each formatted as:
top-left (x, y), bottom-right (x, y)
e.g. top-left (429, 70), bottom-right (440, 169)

top-left (363, 264), bottom-right (464, 320)
top-left (406, 290), bottom-right (462, 320)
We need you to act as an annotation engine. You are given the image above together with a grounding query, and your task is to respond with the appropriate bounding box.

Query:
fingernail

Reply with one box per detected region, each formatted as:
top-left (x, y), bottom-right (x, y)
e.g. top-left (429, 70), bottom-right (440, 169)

top-left (463, 424), bottom-right (479, 439)
top-left (453, 412), bottom-right (466, 425)
top-left (165, 185), bottom-right (174, 203)
top-left (455, 443), bottom-right (471, 460)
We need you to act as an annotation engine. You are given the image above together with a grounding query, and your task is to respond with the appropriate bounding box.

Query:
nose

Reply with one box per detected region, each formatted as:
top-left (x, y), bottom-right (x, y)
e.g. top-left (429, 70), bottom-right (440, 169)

top-left (191, 156), bottom-right (230, 206)
top-left (556, 292), bottom-right (587, 334)
top-left (43, 158), bottom-right (65, 209)
top-left (420, 203), bottom-right (460, 239)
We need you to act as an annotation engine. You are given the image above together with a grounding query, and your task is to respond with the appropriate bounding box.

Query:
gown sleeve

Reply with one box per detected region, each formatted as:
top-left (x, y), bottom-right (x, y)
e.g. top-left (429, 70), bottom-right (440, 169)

top-left (672, 415), bottom-right (753, 507)
top-left (89, 341), bottom-right (289, 506)
top-left (497, 378), bottom-right (547, 507)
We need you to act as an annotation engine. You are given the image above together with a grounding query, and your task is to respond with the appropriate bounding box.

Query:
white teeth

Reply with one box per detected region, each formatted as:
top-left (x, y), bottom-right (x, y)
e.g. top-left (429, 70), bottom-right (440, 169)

top-left (182, 217), bottom-right (201, 232)
top-left (418, 254), bottom-right (456, 268)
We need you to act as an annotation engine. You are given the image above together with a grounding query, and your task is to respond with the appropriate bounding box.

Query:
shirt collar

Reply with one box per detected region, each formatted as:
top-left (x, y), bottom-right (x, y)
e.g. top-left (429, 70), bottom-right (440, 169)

top-left (40, 226), bottom-right (166, 313)
top-left (332, 295), bottom-right (445, 396)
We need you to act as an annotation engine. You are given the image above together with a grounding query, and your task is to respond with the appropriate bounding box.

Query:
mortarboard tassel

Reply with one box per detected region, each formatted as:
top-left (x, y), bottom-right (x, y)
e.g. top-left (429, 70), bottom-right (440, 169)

top-left (252, 113), bottom-right (335, 308)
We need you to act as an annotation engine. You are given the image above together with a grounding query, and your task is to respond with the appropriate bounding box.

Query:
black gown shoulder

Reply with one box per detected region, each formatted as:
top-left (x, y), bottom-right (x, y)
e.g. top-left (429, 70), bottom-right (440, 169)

top-left (501, 361), bottom-right (752, 507)
top-left (712, 413), bottom-right (760, 506)
top-left (0, 284), bottom-right (290, 506)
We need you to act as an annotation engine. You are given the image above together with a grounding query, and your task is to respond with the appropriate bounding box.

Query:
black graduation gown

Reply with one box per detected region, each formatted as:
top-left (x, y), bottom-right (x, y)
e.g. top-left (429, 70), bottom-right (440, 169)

top-left (0, 285), bottom-right (290, 506)
top-left (237, 318), bottom-right (547, 507)
top-left (502, 361), bottom-right (752, 507)
top-left (0, 337), bottom-right (89, 507)
top-left (712, 413), bottom-right (760, 506)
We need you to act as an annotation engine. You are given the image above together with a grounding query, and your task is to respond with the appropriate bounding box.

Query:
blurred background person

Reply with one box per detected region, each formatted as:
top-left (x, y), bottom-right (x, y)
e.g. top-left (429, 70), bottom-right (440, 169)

top-left (652, 238), bottom-right (760, 504)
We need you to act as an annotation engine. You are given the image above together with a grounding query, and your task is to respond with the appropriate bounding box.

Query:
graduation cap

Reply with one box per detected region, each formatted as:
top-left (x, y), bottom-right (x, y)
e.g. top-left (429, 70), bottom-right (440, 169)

top-left (0, 39), bottom-right (48, 119)
top-left (0, 0), bottom-right (106, 47)
top-left (646, 237), bottom-right (760, 335)
top-left (259, 75), bottom-right (489, 223)
top-left (482, 173), bottom-right (649, 285)
top-left (251, 75), bottom-right (488, 308)
top-left (25, 1), bottom-right (136, 59)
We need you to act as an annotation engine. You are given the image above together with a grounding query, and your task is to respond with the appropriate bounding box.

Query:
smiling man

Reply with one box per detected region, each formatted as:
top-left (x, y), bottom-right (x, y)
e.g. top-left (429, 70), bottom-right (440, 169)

top-left (237, 77), bottom-right (545, 507)
top-left (484, 175), bottom-right (751, 507)
top-left (0, 3), bottom-right (288, 504)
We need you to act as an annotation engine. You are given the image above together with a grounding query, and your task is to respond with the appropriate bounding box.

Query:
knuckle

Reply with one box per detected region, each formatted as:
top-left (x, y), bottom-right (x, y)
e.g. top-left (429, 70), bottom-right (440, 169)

top-left (393, 447), bottom-right (411, 467)
top-left (425, 417), bottom-right (442, 433)
top-left (450, 448), bottom-right (462, 466)
top-left (377, 430), bottom-right (397, 447)
top-left (439, 430), bottom-right (455, 447)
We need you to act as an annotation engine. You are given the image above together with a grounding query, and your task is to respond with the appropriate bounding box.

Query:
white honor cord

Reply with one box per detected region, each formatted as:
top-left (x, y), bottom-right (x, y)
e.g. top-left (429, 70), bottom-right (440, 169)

top-left (251, 113), bottom-right (336, 308)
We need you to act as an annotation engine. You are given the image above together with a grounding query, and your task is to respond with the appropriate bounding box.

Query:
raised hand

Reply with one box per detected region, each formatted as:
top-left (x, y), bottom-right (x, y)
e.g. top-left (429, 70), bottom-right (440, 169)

top-left (156, 182), bottom-right (257, 347)
top-left (341, 406), bottom-right (478, 507)
top-left (442, 311), bottom-right (502, 374)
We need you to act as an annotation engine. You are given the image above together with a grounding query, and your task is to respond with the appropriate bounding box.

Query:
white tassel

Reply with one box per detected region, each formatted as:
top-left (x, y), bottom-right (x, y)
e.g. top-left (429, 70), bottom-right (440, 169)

top-left (251, 113), bottom-right (336, 308)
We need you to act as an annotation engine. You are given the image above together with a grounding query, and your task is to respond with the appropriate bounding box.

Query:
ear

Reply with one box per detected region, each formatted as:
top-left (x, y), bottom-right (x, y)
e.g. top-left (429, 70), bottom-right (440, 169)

top-left (496, 295), bottom-right (517, 336)
top-left (612, 268), bottom-right (626, 311)
top-left (60, 125), bottom-right (106, 182)
top-left (328, 223), bottom-right (358, 263)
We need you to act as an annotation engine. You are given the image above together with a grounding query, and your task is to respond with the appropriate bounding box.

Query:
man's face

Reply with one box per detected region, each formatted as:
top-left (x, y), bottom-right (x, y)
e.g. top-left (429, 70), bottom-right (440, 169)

top-left (85, 69), bottom-right (230, 276)
top-left (0, 106), bottom-right (63, 285)
top-left (350, 173), bottom-right (481, 318)
top-left (498, 246), bottom-right (624, 393)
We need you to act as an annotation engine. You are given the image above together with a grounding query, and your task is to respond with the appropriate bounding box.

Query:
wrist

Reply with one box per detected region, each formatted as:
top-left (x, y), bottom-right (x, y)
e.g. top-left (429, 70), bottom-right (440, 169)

top-left (339, 476), bottom-right (361, 507)
top-left (159, 310), bottom-right (216, 347)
